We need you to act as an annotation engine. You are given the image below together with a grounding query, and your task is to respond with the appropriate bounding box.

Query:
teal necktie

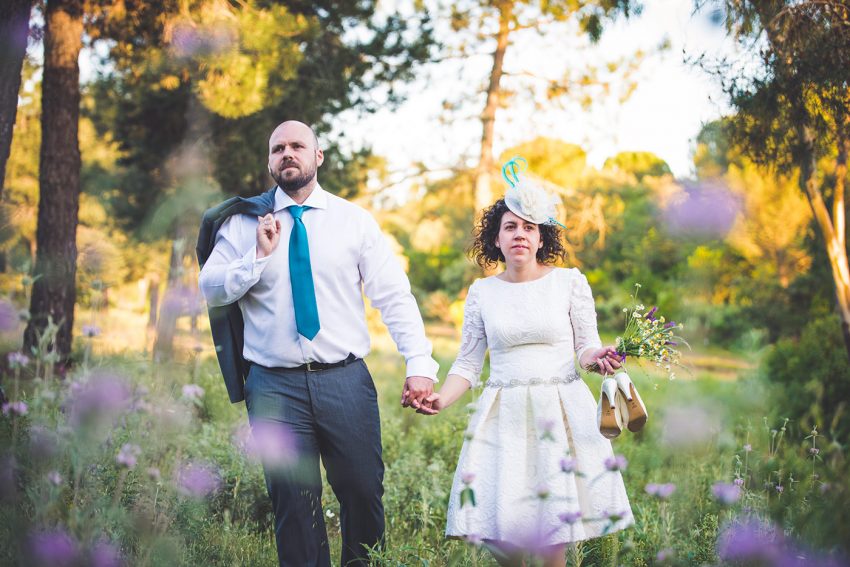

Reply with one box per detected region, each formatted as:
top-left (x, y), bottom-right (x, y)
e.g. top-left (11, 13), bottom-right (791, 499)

top-left (287, 206), bottom-right (320, 340)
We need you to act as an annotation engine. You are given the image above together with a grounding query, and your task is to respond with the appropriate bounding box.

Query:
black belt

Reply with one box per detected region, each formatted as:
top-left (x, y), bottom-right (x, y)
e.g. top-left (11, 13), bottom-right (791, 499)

top-left (288, 353), bottom-right (357, 372)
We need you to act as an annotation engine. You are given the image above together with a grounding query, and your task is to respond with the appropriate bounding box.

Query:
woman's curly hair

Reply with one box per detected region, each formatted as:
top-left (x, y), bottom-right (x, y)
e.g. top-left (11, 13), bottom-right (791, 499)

top-left (469, 198), bottom-right (566, 269)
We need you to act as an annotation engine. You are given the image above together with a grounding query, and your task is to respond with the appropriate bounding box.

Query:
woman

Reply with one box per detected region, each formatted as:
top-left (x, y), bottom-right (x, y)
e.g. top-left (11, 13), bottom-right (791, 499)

top-left (426, 172), bottom-right (634, 566)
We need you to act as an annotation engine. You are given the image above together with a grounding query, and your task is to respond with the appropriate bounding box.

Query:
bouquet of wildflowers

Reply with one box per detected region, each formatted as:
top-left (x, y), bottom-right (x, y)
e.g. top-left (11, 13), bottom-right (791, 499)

top-left (587, 284), bottom-right (686, 379)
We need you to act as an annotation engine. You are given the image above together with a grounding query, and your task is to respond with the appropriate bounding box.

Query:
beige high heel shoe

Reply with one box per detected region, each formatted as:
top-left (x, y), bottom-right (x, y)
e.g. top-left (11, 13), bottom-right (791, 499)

top-left (597, 378), bottom-right (626, 439)
top-left (614, 371), bottom-right (648, 433)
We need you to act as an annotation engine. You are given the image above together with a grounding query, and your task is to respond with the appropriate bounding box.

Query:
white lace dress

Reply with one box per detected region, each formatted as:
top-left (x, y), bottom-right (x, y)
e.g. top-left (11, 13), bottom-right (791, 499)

top-left (445, 268), bottom-right (633, 546)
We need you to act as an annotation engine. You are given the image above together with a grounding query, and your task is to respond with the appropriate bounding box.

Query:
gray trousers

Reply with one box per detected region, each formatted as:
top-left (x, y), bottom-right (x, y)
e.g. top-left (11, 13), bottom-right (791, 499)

top-left (245, 359), bottom-right (384, 566)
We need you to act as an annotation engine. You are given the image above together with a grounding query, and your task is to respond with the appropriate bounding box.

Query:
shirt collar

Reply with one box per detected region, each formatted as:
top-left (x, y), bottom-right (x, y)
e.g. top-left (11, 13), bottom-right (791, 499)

top-left (274, 184), bottom-right (328, 212)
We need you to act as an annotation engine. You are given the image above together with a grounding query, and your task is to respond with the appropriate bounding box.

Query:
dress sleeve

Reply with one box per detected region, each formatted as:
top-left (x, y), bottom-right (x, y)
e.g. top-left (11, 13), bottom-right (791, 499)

top-left (448, 281), bottom-right (488, 388)
top-left (570, 270), bottom-right (603, 367)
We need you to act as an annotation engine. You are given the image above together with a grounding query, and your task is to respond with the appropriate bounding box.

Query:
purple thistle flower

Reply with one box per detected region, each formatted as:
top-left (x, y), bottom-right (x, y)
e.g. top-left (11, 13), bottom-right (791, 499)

top-left (2, 401), bottom-right (28, 416)
top-left (89, 539), bottom-right (123, 567)
top-left (558, 511), bottom-right (582, 525)
top-left (115, 444), bottom-right (141, 470)
top-left (28, 528), bottom-right (79, 567)
top-left (82, 324), bottom-right (101, 338)
top-left (535, 483), bottom-right (550, 500)
top-left (174, 461), bottom-right (221, 499)
top-left (734, 478), bottom-right (744, 487)
top-left (244, 421), bottom-right (299, 471)
top-left (7, 351), bottom-right (29, 367)
top-left (181, 384), bottom-right (205, 402)
top-left (775, 484), bottom-right (784, 494)
top-left (147, 467), bottom-right (161, 482)
top-left (809, 447), bottom-right (820, 456)
top-left (461, 471), bottom-right (476, 485)
top-left (604, 454), bottom-right (628, 471)
top-left (646, 483), bottom-right (676, 499)
top-left (711, 482), bottom-right (742, 505)
top-left (559, 457), bottom-right (578, 474)
top-left (603, 509), bottom-right (626, 523)
top-left (0, 300), bottom-right (18, 332)
top-left (65, 372), bottom-right (131, 433)
top-left (716, 518), bottom-right (784, 564)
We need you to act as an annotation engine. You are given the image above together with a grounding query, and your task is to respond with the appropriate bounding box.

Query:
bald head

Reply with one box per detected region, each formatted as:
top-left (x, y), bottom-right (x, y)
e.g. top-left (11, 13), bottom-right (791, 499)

top-left (267, 120), bottom-right (324, 196)
top-left (269, 121), bottom-right (319, 151)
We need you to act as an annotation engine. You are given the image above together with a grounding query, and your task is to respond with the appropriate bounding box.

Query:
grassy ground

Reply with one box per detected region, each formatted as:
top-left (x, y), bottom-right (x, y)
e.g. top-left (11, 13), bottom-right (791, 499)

top-left (2, 317), bottom-right (846, 566)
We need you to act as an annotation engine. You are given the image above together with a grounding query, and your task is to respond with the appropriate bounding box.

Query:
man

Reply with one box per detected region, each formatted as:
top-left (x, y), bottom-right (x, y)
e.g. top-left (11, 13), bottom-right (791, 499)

top-left (198, 120), bottom-right (438, 566)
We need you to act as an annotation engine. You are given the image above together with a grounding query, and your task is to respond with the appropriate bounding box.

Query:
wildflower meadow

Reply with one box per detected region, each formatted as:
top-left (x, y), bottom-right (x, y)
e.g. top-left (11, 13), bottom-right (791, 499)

top-left (1, 301), bottom-right (848, 566)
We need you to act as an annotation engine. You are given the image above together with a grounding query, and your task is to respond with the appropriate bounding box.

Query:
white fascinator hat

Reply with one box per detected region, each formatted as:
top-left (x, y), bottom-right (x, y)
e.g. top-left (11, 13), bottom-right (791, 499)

top-left (501, 156), bottom-right (566, 227)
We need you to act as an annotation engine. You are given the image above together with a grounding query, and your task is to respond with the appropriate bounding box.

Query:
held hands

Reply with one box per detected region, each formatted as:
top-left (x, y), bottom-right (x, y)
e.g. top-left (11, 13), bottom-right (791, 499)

top-left (256, 214), bottom-right (281, 259)
top-left (581, 345), bottom-right (623, 375)
top-left (401, 376), bottom-right (440, 415)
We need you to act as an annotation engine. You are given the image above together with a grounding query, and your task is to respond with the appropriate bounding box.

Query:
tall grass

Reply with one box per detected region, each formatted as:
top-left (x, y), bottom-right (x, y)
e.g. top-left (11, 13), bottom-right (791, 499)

top-left (1, 331), bottom-right (848, 566)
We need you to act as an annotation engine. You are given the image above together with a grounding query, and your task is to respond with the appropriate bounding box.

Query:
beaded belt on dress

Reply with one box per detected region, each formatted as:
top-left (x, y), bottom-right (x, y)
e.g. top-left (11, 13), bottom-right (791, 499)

top-left (484, 369), bottom-right (581, 389)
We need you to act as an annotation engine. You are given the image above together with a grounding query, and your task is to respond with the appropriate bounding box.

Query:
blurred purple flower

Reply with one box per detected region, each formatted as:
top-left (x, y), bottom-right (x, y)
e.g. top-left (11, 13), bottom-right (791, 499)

top-left (661, 180), bottom-right (741, 239)
top-left (147, 467), bottom-right (161, 482)
top-left (461, 471), bottom-right (476, 485)
top-left (743, 444), bottom-right (752, 452)
top-left (775, 484), bottom-right (784, 494)
top-left (717, 518), bottom-right (784, 564)
top-left (645, 483), bottom-right (676, 500)
top-left (47, 471), bottom-right (63, 486)
top-left (116, 444), bottom-right (141, 470)
top-left (558, 511), bottom-right (582, 525)
top-left (656, 548), bottom-right (675, 562)
top-left (559, 457), bottom-right (578, 474)
top-left (174, 461), bottom-right (221, 499)
top-left (809, 447), bottom-right (820, 456)
top-left (181, 384), bottom-right (205, 402)
top-left (603, 509), bottom-right (626, 524)
top-left (244, 421), bottom-right (298, 471)
top-left (734, 477), bottom-right (744, 487)
top-left (645, 306), bottom-right (658, 321)
top-left (2, 401), bottom-right (28, 416)
top-left (89, 539), bottom-right (123, 567)
top-left (711, 482), bottom-right (742, 505)
top-left (604, 454), bottom-right (628, 471)
top-left (28, 528), bottom-right (79, 567)
top-left (65, 372), bottom-right (132, 432)
top-left (7, 351), bottom-right (29, 367)
top-left (82, 325), bottom-right (101, 338)
top-left (535, 483), bottom-right (550, 500)
top-left (0, 299), bottom-right (17, 332)
top-left (664, 321), bottom-right (676, 328)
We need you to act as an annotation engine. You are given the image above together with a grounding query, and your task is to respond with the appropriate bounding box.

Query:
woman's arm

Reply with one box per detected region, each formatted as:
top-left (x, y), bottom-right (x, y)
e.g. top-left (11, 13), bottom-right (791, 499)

top-left (423, 374), bottom-right (472, 412)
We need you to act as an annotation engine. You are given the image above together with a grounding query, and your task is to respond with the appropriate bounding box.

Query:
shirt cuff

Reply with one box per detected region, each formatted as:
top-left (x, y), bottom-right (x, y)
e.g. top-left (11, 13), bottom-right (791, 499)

top-left (405, 355), bottom-right (440, 382)
top-left (243, 246), bottom-right (271, 278)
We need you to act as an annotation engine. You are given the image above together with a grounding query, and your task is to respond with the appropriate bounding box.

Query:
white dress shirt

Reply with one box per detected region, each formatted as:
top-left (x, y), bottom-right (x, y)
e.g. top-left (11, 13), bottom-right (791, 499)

top-left (198, 185), bottom-right (439, 380)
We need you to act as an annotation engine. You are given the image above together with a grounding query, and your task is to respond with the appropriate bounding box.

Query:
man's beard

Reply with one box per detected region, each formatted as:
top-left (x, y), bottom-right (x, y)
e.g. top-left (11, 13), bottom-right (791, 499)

top-left (271, 160), bottom-right (317, 193)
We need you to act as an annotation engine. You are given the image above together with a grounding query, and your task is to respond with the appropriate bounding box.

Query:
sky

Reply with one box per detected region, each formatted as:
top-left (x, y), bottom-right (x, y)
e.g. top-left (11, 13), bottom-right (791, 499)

top-left (335, 0), bottom-right (746, 184)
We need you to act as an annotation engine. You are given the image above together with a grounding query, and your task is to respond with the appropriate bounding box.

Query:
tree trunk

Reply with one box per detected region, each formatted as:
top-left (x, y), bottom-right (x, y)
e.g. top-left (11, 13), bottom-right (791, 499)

top-left (23, 0), bottom-right (83, 360)
top-left (796, 122), bottom-right (850, 362)
top-left (0, 0), bottom-right (33, 197)
top-left (474, 0), bottom-right (512, 214)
